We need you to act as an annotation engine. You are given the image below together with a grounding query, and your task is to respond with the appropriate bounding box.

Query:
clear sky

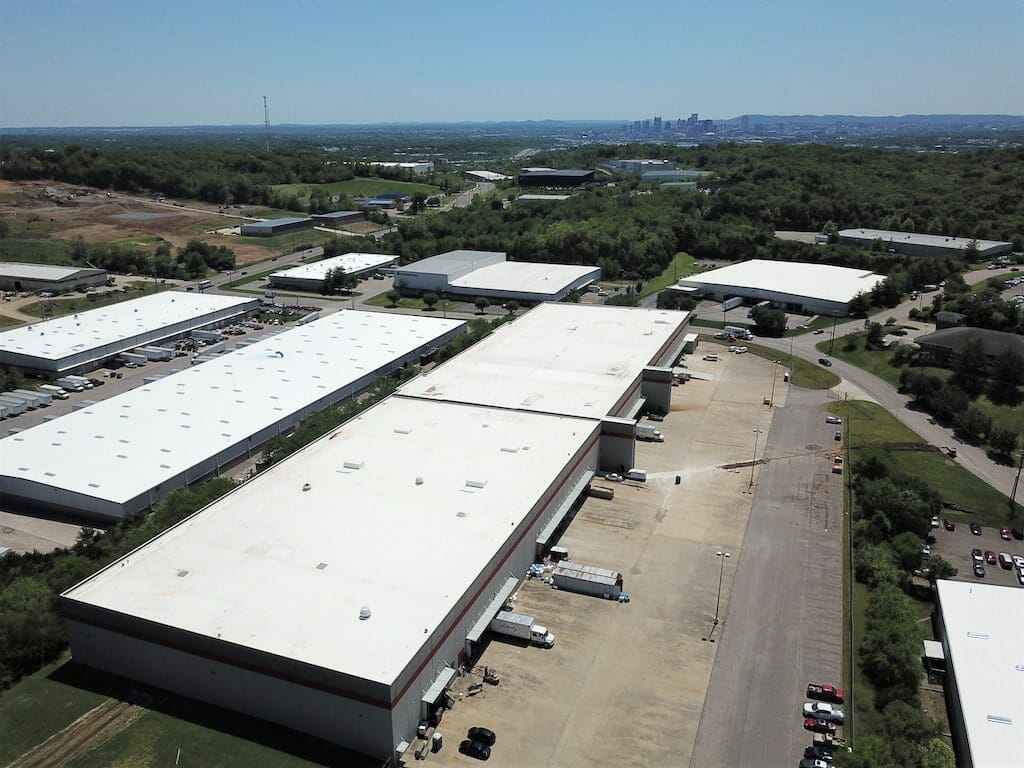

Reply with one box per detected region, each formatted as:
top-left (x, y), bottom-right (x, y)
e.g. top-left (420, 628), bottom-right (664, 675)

top-left (1, 0), bottom-right (1021, 127)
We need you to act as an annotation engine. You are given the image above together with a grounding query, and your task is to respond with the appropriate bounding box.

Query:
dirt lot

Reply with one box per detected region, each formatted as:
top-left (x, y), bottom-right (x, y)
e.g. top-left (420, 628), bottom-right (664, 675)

top-left (0, 179), bottom-right (276, 265)
top-left (930, 520), bottom-right (1024, 588)
top-left (427, 351), bottom-right (783, 767)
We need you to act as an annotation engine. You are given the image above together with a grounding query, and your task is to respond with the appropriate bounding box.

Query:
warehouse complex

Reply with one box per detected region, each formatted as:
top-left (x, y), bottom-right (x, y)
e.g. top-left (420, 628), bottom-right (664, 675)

top-left (1, 311), bottom-right (464, 521)
top-left (240, 217), bottom-right (314, 237)
top-left (60, 303), bottom-right (690, 761)
top-left (934, 581), bottom-right (1022, 768)
top-left (394, 250), bottom-right (600, 304)
top-left (837, 228), bottom-right (1013, 259)
top-left (0, 262), bottom-right (108, 294)
top-left (675, 259), bottom-right (885, 316)
top-left (0, 292), bottom-right (258, 374)
top-left (268, 253), bottom-right (398, 292)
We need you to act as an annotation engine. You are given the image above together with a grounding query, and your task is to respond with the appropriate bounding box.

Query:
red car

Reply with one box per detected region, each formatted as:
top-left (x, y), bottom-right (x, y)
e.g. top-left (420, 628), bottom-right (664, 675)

top-left (806, 683), bottom-right (845, 704)
top-left (1000, 526), bottom-right (1012, 540)
top-left (804, 718), bottom-right (838, 735)
top-left (985, 550), bottom-right (998, 565)
top-left (943, 519), bottom-right (956, 531)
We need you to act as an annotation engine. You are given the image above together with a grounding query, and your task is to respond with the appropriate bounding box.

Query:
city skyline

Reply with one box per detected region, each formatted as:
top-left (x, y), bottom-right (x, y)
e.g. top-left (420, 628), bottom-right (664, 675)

top-left (1, 0), bottom-right (1022, 128)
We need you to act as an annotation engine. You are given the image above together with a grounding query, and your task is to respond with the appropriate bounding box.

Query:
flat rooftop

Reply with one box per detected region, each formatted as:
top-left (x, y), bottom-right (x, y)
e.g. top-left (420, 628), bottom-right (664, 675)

top-left (936, 580), bottom-right (1023, 767)
top-left (0, 262), bottom-right (105, 281)
top-left (398, 303), bottom-right (689, 419)
top-left (447, 261), bottom-right (597, 295)
top-left (270, 253), bottom-right (397, 281)
top-left (0, 292), bottom-right (254, 362)
top-left (248, 217), bottom-right (311, 228)
top-left (678, 259), bottom-right (884, 304)
top-left (838, 228), bottom-right (1012, 251)
top-left (62, 397), bottom-right (597, 686)
top-left (398, 250), bottom-right (505, 276)
top-left (1, 311), bottom-right (464, 506)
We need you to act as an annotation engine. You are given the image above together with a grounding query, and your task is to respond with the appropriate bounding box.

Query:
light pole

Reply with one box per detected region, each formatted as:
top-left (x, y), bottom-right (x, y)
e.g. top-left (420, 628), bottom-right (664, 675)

top-left (1010, 449), bottom-right (1024, 518)
top-left (769, 359), bottom-right (778, 408)
top-left (828, 310), bottom-right (839, 356)
top-left (748, 428), bottom-right (763, 490)
top-left (713, 551), bottom-right (731, 626)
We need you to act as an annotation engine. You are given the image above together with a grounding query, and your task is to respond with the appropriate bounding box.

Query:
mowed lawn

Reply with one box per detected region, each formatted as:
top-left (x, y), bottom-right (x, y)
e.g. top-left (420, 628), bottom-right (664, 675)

top-left (703, 337), bottom-right (841, 390)
top-left (273, 177), bottom-right (439, 204)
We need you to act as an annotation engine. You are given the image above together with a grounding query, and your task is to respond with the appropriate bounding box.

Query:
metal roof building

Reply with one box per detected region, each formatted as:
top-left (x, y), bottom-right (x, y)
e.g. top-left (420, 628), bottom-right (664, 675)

top-left (268, 253), bottom-right (399, 292)
top-left (240, 217), bottom-right (314, 237)
top-left (837, 228), bottom-right (1013, 259)
top-left (517, 169), bottom-right (595, 187)
top-left (934, 581), bottom-right (1023, 768)
top-left (59, 303), bottom-right (690, 761)
top-left (0, 262), bottom-right (108, 294)
top-left (0, 292), bottom-right (259, 374)
top-left (675, 259), bottom-right (885, 316)
top-left (1, 311), bottom-right (464, 521)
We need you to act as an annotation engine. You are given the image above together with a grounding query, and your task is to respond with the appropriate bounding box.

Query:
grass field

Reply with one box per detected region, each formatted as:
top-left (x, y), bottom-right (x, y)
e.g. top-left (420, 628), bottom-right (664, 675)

top-left (21, 282), bottom-right (170, 318)
top-left (637, 252), bottom-right (699, 298)
top-left (364, 292), bottom-right (441, 312)
top-left (0, 236), bottom-right (74, 265)
top-left (273, 178), bottom-right (439, 205)
top-left (0, 655), bottom-right (107, 765)
top-left (704, 337), bottom-right (840, 389)
top-left (0, 313), bottom-right (23, 328)
top-left (828, 399), bottom-right (1022, 526)
top-left (239, 229), bottom-right (340, 256)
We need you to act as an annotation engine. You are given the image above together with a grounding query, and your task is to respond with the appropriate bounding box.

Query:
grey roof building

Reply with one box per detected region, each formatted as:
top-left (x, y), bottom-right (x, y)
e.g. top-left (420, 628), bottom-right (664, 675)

top-left (0, 262), bottom-right (108, 294)
top-left (915, 327), bottom-right (1024, 363)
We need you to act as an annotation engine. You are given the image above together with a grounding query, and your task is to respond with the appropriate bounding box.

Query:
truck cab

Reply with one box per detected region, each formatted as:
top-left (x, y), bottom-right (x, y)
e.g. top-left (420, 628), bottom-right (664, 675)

top-left (531, 626), bottom-right (555, 648)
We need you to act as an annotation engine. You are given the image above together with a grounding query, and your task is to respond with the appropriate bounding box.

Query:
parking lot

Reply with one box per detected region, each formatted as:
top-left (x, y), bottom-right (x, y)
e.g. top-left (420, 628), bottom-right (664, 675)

top-left (429, 349), bottom-right (783, 766)
top-left (929, 520), bottom-right (1024, 587)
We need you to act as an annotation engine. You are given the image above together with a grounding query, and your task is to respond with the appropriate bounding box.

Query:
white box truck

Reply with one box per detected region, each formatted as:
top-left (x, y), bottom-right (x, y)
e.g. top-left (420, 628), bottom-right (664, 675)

top-left (39, 384), bottom-right (69, 399)
top-left (1, 392), bottom-right (39, 409)
top-left (0, 396), bottom-right (29, 414)
top-left (56, 377), bottom-right (86, 392)
top-left (64, 375), bottom-right (94, 389)
top-left (13, 389), bottom-right (51, 406)
top-left (489, 610), bottom-right (555, 648)
top-left (625, 468), bottom-right (647, 481)
top-left (636, 424), bottom-right (664, 442)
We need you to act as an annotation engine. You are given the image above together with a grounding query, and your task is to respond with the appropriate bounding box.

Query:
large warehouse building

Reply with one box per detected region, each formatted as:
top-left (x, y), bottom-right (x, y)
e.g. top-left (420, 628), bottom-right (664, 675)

top-left (268, 253), bottom-right (399, 292)
top-left (240, 217), bottom-right (314, 237)
top-left (675, 259), bottom-right (885, 316)
top-left (934, 580), bottom-right (1022, 768)
top-left (517, 169), bottom-right (595, 187)
top-left (837, 228), bottom-right (1013, 259)
top-left (394, 250), bottom-right (600, 304)
top-left (0, 292), bottom-right (258, 374)
top-left (0, 262), bottom-right (108, 294)
top-left (1, 311), bottom-right (464, 521)
top-left (60, 303), bottom-right (690, 761)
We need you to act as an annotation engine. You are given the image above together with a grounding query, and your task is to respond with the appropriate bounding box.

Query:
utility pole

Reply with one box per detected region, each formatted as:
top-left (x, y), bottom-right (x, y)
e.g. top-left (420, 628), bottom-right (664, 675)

top-left (748, 429), bottom-right (763, 490)
top-left (263, 96), bottom-right (271, 153)
top-left (828, 310), bottom-right (839, 356)
top-left (1010, 448), bottom-right (1024, 518)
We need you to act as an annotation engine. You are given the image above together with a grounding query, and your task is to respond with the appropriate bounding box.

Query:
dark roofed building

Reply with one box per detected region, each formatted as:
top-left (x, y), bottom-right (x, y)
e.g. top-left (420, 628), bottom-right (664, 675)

top-left (240, 217), bottom-right (314, 237)
top-left (916, 327), bottom-right (1024, 366)
top-left (934, 311), bottom-right (966, 329)
top-left (517, 169), bottom-right (595, 188)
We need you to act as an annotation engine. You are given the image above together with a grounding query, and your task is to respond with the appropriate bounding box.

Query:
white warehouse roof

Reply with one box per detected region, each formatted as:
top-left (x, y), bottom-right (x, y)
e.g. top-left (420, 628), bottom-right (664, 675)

top-left (936, 580), bottom-right (1023, 767)
top-left (398, 303), bottom-right (689, 419)
top-left (61, 397), bottom-right (598, 686)
top-left (0, 292), bottom-right (255, 364)
top-left (678, 259), bottom-right (884, 304)
top-left (0, 262), bottom-right (105, 281)
top-left (398, 250), bottom-right (505, 277)
top-left (447, 261), bottom-right (598, 296)
top-left (838, 228), bottom-right (1012, 253)
top-left (270, 253), bottom-right (397, 282)
top-left (1, 311), bottom-right (464, 515)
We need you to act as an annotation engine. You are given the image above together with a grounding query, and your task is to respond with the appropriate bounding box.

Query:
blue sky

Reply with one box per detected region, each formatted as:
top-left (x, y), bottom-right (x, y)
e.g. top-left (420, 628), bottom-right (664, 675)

top-left (1, 0), bottom-right (1021, 127)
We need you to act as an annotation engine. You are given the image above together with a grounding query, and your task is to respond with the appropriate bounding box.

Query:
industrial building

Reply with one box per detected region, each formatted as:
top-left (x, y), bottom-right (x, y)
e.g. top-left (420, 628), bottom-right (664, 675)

top-left (837, 228), bottom-right (1013, 259)
top-left (915, 327), bottom-right (1024, 367)
top-left (268, 253), bottom-right (398, 292)
top-left (240, 217), bottom-right (314, 237)
top-left (517, 194), bottom-right (570, 203)
top-left (0, 311), bottom-right (464, 521)
top-left (0, 292), bottom-right (258, 375)
top-left (465, 170), bottom-right (511, 182)
top-left (517, 169), bottom-right (595, 188)
top-left (310, 210), bottom-right (365, 228)
top-left (674, 259), bottom-right (885, 316)
top-left (393, 250), bottom-right (600, 304)
top-left (59, 303), bottom-right (689, 761)
top-left (934, 580), bottom-right (1022, 768)
top-left (366, 161), bottom-right (434, 174)
top-left (0, 262), bottom-right (108, 294)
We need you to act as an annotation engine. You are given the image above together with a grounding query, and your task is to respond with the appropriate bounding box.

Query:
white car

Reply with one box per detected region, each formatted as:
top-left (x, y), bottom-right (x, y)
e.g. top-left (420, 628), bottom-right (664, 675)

top-left (825, 415), bottom-right (843, 425)
top-left (1013, 555), bottom-right (1024, 570)
top-left (735, 346), bottom-right (748, 354)
top-left (803, 701), bottom-right (845, 723)
top-left (604, 473), bottom-right (623, 483)
top-left (931, 516), bottom-right (940, 528)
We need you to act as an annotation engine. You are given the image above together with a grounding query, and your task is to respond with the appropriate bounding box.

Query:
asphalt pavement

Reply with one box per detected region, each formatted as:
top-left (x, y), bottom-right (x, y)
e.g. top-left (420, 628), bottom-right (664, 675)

top-left (690, 385), bottom-right (844, 768)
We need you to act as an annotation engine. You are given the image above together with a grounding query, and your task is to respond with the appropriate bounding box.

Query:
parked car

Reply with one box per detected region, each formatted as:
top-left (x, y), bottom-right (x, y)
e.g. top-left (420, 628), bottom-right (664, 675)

top-left (970, 522), bottom-right (982, 535)
top-left (943, 519), bottom-right (956, 532)
top-left (930, 516), bottom-right (940, 528)
top-left (800, 760), bottom-right (830, 768)
top-left (1012, 528), bottom-right (1024, 541)
top-left (604, 473), bottom-right (623, 482)
top-left (806, 683), bottom-right (845, 704)
top-left (813, 328), bottom-right (825, 334)
top-left (834, 431), bottom-right (843, 442)
top-left (803, 702), bottom-right (845, 723)
top-left (984, 550), bottom-right (997, 565)
top-left (999, 553), bottom-right (1014, 569)
top-left (1017, 568), bottom-right (1024, 586)
top-left (459, 739), bottom-right (491, 761)
top-left (804, 718), bottom-right (838, 735)
top-left (804, 744), bottom-right (835, 761)
top-left (973, 563), bottom-right (986, 578)
top-left (971, 548), bottom-right (984, 563)
top-left (818, 357), bottom-right (833, 367)
top-left (467, 727), bottom-right (496, 746)
top-left (1000, 526), bottom-right (1011, 540)
top-left (1013, 555), bottom-right (1024, 570)
top-left (825, 415), bottom-right (842, 425)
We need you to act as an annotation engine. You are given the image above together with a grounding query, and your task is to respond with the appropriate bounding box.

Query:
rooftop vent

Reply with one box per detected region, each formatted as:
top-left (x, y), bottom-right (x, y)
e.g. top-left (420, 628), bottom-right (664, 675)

top-left (343, 460), bottom-right (364, 470)
top-left (415, 476), bottom-right (424, 485)
top-left (986, 715), bottom-right (1012, 725)
top-left (302, 482), bottom-right (311, 491)
top-left (359, 606), bottom-right (371, 621)
top-left (177, 569), bottom-right (189, 577)
top-left (967, 632), bottom-right (990, 640)
top-left (394, 428), bottom-right (412, 435)
top-left (466, 479), bottom-right (487, 489)
top-left (316, 562), bottom-right (328, 570)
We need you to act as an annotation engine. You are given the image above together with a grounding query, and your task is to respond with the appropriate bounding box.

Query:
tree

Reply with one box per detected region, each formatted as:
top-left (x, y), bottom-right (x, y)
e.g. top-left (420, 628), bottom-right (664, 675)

top-left (989, 427), bottom-right (1018, 458)
top-left (410, 193), bottom-right (427, 215)
top-left (925, 555), bottom-right (957, 582)
top-left (750, 306), bottom-right (786, 337)
top-left (866, 322), bottom-right (884, 346)
top-left (422, 292), bottom-right (439, 310)
top-left (386, 289), bottom-right (401, 307)
top-left (506, 300), bottom-right (519, 316)
top-left (964, 239), bottom-right (981, 262)
top-left (474, 297), bottom-right (490, 314)
top-left (565, 288), bottom-right (581, 303)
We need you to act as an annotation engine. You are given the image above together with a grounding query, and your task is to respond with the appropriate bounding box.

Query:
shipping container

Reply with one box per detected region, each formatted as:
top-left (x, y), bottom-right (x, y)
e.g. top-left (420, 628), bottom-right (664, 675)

top-left (13, 389), bottom-right (52, 406)
top-left (551, 561), bottom-right (623, 599)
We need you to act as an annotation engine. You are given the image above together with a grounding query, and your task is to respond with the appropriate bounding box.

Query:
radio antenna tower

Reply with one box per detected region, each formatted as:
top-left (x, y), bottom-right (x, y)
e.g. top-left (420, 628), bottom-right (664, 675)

top-left (263, 96), bottom-right (271, 153)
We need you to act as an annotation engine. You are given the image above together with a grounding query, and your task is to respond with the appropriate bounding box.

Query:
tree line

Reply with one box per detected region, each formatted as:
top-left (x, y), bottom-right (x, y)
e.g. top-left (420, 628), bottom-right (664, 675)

top-left (65, 236), bottom-right (235, 279)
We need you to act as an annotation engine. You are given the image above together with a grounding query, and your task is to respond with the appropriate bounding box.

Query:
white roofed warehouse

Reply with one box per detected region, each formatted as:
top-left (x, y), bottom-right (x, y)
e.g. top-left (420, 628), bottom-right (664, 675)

top-left (268, 253), bottom-right (398, 292)
top-left (675, 259), bottom-right (885, 316)
top-left (0, 311), bottom-right (464, 522)
top-left (0, 262), bottom-right (108, 294)
top-left (59, 303), bottom-right (690, 761)
top-left (837, 228), bottom-right (1013, 259)
top-left (0, 292), bottom-right (259, 374)
top-left (394, 250), bottom-right (600, 304)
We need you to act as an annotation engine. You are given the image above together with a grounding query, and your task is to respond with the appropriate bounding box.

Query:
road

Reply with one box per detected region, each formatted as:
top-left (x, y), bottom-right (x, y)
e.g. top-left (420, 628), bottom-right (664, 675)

top-left (441, 181), bottom-right (493, 211)
top-left (690, 385), bottom-right (844, 767)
